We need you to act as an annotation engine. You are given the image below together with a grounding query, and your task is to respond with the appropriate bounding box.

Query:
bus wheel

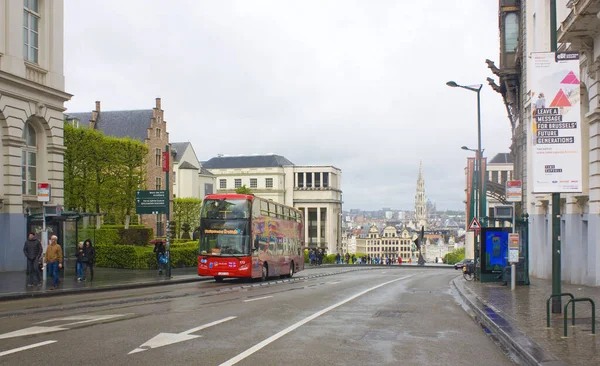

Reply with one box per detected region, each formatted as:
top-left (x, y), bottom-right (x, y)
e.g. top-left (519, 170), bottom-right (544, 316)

top-left (214, 276), bottom-right (224, 282)
top-left (288, 261), bottom-right (294, 278)
top-left (261, 264), bottom-right (268, 282)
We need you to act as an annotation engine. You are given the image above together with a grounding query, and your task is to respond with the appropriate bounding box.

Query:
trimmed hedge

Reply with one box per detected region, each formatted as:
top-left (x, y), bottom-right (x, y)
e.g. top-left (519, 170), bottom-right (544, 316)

top-left (94, 243), bottom-right (198, 269)
top-left (79, 225), bottom-right (153, 246)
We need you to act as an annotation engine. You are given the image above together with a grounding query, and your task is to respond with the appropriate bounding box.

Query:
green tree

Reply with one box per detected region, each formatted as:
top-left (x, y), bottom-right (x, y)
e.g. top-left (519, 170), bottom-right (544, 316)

top-left (173, 198), bottom-right (202, 238)
top-left (64, 123), bottom-right (148, 225)
top-left (235, 185), bottom-right (253, 194)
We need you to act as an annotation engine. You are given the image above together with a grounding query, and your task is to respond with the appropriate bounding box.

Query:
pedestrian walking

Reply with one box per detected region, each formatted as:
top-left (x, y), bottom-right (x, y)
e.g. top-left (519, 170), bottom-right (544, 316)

top-left (153, 240), bottom-right (166, 274)
top-left (45, 235), bottom-right (63, 290)
top-left (23, 232), bottom-right (43, 287)
top-left (75, 242), bottom-right (85, 281)
top-left (83, 239), bottom-right (95, 281)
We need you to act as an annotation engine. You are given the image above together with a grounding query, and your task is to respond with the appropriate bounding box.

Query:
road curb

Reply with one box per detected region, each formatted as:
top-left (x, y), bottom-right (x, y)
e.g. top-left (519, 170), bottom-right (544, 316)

top-left (0, 266), bottom-right (377, 302)
top-left (451, 278), bottom-right (567, 366)
top-left (0, 276), bottom-right (213, 302)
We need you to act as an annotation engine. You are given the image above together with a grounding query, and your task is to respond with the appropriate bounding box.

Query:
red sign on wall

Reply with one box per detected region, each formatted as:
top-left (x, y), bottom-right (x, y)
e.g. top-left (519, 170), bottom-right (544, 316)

top-left (162, 151), bottom-right (169, 172)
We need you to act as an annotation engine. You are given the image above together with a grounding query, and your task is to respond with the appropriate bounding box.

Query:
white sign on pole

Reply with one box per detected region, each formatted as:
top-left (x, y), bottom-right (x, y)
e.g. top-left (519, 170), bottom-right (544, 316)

top-left (505, 180), bottom-right (522, 202)
top-left (529, 52), bottom-right (582, 193)
top-left (37, 183), bottom-right (51, 202)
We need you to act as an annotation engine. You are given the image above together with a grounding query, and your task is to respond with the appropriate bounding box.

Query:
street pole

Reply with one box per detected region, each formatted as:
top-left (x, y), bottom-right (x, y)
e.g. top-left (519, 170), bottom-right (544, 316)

top-left (550, 0), bottom-right (562, 314)
top-left (476, 86), bottom-right (483, 280)
top-left (511, 202), bottom-right (516, 291)
top-left (165, 144), bottom-right (172, 279)
top-left (42, 203), bottom-right (47, 282)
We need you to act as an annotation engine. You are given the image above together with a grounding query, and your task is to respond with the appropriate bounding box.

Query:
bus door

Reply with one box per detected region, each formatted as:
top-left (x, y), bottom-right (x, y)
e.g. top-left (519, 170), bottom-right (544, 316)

top-left (251, 235), bottom-right (261, 278)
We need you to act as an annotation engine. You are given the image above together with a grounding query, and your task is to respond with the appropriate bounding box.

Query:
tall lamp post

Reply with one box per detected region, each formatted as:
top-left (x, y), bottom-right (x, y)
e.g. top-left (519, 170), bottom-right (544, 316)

top-left (448, 81), bottom-right (484, 275)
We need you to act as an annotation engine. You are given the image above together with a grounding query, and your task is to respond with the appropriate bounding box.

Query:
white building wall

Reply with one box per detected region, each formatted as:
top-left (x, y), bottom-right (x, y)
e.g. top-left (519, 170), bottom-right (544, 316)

top-left (523, 0), bottom-right (600, 286)
top-left (0, 0), bottom-right (71, 271)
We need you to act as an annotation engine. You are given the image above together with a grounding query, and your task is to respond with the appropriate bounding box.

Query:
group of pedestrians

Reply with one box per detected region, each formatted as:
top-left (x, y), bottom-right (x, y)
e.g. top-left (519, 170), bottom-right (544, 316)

top-left (23, 232), bottom-right (95, 290)
top-left (308, 248), bottom-right (325, 266)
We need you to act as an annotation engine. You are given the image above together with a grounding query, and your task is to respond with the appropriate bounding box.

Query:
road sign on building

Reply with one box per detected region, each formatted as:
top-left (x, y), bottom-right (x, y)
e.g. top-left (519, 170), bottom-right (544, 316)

top-left (37, 183), bottom-right (51, 202)
top-left (136, 190), bottom-right (168, 214)
top-left (505, 180), bottom-right (522, 202)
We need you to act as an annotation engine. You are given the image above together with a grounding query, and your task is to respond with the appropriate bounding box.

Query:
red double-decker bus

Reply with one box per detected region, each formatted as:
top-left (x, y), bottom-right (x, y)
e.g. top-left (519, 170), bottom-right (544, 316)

top-left (198, 194), bottom-right (304, 282)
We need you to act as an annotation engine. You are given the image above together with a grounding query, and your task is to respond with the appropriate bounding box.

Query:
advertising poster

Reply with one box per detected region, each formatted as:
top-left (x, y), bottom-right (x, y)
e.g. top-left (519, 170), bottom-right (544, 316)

top-left (530, 52), bottom-right (582, 193)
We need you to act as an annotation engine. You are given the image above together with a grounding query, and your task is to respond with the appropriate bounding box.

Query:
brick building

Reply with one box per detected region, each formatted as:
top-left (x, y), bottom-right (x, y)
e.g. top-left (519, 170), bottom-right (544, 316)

top-left (67, 98), bottom-right (173, 235)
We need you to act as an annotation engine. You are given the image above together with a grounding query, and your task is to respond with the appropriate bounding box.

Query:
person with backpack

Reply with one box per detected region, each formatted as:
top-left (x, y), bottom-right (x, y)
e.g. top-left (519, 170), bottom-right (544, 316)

top-left (23, 232), bottom-right (43, 287)
top-left (153, 240), bottom-right (166, 275)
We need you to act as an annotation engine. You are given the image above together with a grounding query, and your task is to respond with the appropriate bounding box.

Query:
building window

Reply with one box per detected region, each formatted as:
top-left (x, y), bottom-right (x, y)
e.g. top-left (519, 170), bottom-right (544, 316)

top-left (155, 148), bottom-right (161, 166)
top-left (306, 174), bottom-right (312, 188)
top-left (219, 179), bottom-right (226, 189)
top-left (297, 173), bottom-right (304, 188)
top-left (23, 0), bottom-right (39, 63)
top-left (156, 177), bottom-right (162, 190)
top-left (315, 172), bottom-right (321, 188)
top-left (323, 172), bottom-right (329, 188)
top-left (235, 179), bottom-right (242, 188)
top-left (22, 122), bottom-right (37, 195)
top-left (250, 178), bottom-right (257, 188)
top-left (205, 183), bottom-right (214, 195)
top-left (504, 12), bottom-right (519, 52)
top-left (173, 172), bottom-right (176, 185)
top-left (265, 178), bottom-right (273, 188)
top-left (156, 129), bottom-right (161, 138)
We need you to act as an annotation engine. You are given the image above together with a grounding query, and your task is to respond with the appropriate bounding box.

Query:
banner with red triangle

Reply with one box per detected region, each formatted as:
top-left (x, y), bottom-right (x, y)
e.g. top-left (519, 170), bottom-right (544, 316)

top-left (550, 89), bottom-right (571, 107)
top-left (560, 71), bottom-right (580, 85)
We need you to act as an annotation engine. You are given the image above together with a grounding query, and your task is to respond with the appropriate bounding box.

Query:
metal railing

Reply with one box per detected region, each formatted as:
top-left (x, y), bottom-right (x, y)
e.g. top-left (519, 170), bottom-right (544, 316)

top-left (563, 298), bottom-right (596, 338)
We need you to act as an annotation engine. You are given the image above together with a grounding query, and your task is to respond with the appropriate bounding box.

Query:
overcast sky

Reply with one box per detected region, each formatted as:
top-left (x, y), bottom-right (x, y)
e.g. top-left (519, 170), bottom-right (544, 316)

top-left (64, 0), bottom-right (512, 212)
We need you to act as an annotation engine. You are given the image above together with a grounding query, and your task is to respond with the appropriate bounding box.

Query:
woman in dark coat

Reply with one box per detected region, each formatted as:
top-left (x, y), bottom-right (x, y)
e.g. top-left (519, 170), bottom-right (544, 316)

top-left (83, 239), bottom-right (95, 281)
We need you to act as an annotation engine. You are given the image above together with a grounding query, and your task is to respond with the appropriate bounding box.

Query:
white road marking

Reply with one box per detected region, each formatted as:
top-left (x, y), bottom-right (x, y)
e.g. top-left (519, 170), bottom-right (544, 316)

top-left (0, 314), bottom-right (132, 341)
top-left (129, 316), bottom-right (237, 354)
top-left (0, 340), bottom-right (57, 357)
top-left (327, 281), bottom-right (341, 285)
top-left (37, 314), bottom-right (131, 326)
top-left (219, 275), bottom-right (415, 366)
top-left (243, 296), bottom-right (273, 303)
top-left (0, 326), bottom-right (66, 340)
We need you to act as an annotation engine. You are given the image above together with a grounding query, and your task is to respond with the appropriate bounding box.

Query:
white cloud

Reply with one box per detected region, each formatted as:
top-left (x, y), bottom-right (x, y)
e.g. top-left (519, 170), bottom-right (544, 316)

top-left (64, 0), bottom-right (512, 211)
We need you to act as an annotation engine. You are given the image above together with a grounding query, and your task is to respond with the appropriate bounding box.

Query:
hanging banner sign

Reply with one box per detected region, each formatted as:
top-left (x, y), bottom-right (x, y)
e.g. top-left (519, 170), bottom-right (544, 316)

top-left (505, 180), bottom-right (522, 202)
top-left (529, 52), bottom-right (582, 193)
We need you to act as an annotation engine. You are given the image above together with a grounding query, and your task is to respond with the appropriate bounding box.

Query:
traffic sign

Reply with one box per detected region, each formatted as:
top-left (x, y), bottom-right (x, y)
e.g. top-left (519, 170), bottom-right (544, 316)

top-left (468, 217), bottom-right (481, 231)
top-left (37, 182), bottom-right (51, 202)
top-left (506, 180), bottom-right (522, 202)
top-left (136, 190), bottom-right (168, 214)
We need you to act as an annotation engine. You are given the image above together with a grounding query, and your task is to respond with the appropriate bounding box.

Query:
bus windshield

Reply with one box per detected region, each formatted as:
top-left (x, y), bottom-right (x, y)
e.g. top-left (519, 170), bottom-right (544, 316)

top-left (199, 220), bottom-right (251, 256)
top-left (200, 199), bottom-right (250, 220)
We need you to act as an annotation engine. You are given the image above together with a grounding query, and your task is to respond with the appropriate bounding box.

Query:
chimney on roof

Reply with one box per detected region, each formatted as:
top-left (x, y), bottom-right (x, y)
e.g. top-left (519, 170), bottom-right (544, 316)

top-left (155, 98), bottom-right (161, 110)
top-left (90, 100), bottom-right (101, 129)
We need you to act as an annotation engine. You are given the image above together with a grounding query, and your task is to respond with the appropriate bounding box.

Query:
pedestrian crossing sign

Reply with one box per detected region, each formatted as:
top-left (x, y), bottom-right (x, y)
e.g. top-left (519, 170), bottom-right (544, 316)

top-left (468, 217), bottom-right (482, 231)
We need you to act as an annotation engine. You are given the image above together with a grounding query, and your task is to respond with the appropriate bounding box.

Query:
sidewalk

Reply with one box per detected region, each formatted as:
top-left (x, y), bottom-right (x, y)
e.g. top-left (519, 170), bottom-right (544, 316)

top-left (0, 267), bottom-right (209, 301)
top-left (453, 275), bottom-right (600, 366)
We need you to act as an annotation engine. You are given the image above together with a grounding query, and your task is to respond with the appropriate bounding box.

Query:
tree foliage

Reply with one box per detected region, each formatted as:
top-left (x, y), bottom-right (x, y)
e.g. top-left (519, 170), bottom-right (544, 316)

top-left (443, 247), bottom-right (465, 264)
top-left (235, 185), bottom-right (253, 194)
top-left (64, 123), bottom-right (147, 224)
top-left (173, 197), bottom-right (202, 238)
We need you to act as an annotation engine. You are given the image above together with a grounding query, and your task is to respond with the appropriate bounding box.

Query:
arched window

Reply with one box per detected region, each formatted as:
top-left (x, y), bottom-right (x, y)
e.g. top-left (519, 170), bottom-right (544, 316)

top-left (22, 122), bottom-right (37, 195)
top-left (504, 13), bottom-right (519, 52)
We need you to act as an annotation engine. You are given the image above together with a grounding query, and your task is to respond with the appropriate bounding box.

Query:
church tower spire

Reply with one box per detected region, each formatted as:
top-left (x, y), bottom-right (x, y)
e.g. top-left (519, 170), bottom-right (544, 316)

top-left (415, 160), bottom-right (427, 230)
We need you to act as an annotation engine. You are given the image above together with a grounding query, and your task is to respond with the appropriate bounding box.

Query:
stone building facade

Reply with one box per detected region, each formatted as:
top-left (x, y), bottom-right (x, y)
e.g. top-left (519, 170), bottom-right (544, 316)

top-left (0, 0), bottom-right (71, 271)
top-left (67, 98), bottom-right (173, 236)
top-left (491, 0), bottom-right (600, 285)
top-left (355, 225), bottom-right (414, 262)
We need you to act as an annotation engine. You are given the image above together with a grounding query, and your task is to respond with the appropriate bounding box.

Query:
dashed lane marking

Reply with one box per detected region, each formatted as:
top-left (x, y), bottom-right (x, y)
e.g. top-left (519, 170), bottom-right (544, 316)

top-left (243, 296), bottom-right (273, 303)
top-left (0, 340), bottom-right (57, 357)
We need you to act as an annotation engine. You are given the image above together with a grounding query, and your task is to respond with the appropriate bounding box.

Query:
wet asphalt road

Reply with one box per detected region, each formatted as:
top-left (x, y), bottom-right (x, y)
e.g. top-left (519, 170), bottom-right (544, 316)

top-left (0, 267), bottom-right (515, 366)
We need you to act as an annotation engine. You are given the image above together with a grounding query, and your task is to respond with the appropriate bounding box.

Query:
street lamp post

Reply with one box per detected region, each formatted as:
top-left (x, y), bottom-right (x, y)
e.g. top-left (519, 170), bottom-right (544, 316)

top-left (448, 81), bottom-right (484, 277)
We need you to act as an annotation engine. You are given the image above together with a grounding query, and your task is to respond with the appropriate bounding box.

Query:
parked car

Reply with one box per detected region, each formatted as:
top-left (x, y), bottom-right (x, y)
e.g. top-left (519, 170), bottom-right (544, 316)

top-left (454, 259), bottom-right (473, 270)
